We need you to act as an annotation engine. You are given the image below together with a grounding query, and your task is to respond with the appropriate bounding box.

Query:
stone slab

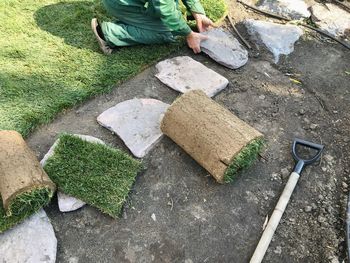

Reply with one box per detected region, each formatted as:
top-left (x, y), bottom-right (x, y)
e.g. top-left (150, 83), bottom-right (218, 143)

top-left (0, 210), bottom-right (57, 263)
top-left (57, 192), bottom-right (86, 212)
top-left (257, 0), bottom-right (311, 20)
top-left (155, 56), bottom-right (229, 97)
top-left (244, 19), bottom-right (303, 63)
top-left (97, 99), bottom-right (169, 158)
top-left (311, 3), bottom-right (350, 37)
top-left (40, 134), bottom-right (104, 212)
top-left (200, 29), bottom-right (249, 69)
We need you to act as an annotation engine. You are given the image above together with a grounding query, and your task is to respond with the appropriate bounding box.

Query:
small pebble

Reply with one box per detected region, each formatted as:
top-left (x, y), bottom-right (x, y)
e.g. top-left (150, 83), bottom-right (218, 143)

top-left (259, 95), bottom-right (266, 100)
top-left (324, 154), bottom-right (334, 163)
top-left (274, 246), bottom-right (282, 254)
top-left (299, 109), bottom-right (305, 115)
top-left (151, 213), bottom-right (157, 222)
top-left (304, 206), bottom-right (312, 212)
top-left (310, 124), bottom-right (318, 130)
top-left (318, 216), bottom-right (326, 223)
top-left (281, 168), bottom-right (289, 179)
top-left (342, 182), bottom-right (348, 189)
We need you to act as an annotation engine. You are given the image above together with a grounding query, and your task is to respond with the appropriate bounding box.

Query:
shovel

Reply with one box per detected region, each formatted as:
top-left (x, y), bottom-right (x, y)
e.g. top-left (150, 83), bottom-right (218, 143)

top-left (250, 138), bottom-right (324, 263)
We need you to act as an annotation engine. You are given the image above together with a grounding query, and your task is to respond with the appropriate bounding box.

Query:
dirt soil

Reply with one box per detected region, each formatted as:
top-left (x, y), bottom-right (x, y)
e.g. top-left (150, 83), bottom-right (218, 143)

top-left (27, 1), bottom-right (350, 262)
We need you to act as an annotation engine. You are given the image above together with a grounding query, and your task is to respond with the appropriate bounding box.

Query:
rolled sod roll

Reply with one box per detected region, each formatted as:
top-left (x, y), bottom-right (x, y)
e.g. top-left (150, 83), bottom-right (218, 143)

top-left (161, 90), bottom-right (264, 183)
top-left (0, 130), bottom-right (55, 232)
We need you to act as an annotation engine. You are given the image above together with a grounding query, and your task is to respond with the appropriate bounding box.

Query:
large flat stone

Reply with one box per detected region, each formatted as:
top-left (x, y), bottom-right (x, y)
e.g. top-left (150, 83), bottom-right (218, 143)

top-left (155, 56), bottom-right (228, 97)
top-left (244, 19), bottom-right (303, 63)
top-left (97, 99), bottom-right (169, 158)
top-left (0, 210), bottom-right (57, 263)
top-left (257, 0), bottom-right (310, 20)
top-left (40, 134), bottom-right (104, 212)
top-left (311, 3), bottom-right (350, 37)
top-left (200, 29), bottom-right (249, 69)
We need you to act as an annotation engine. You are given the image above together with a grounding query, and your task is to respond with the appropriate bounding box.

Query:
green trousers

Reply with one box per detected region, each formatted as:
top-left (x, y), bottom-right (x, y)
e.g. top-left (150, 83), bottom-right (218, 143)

top-left (101, 0), bottom-right (176, 47)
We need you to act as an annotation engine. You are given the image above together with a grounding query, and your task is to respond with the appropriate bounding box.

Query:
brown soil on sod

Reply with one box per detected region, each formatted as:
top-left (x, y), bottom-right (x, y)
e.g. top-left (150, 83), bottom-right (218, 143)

top-left (0, 130), bottom-right (55, 213)
top-left (161, 90), bottom-right (263, 183)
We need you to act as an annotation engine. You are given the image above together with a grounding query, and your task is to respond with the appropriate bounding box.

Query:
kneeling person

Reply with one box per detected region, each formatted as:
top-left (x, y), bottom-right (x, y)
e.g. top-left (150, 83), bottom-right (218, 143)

top-left (91, 0), bottom-right (214, 55)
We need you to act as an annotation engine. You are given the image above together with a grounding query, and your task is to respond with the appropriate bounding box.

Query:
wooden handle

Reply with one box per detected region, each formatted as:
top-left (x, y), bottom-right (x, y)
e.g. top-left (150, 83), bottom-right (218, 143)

top-left (250, 172), bottom-right (300, 263)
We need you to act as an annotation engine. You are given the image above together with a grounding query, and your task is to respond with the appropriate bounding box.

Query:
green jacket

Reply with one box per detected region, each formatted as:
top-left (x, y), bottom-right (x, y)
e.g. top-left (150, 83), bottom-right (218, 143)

top-left (153, 0), bottom-right (206, 36)
top-left (113, 0), bottom-right (206, 36)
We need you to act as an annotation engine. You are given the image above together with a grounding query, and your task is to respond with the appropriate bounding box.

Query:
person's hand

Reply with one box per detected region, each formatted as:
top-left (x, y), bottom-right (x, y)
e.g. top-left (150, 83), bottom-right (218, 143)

top-left (186, 31), bottom-right (208, 54)
top-left (192, 13), bottom-right (216, 32)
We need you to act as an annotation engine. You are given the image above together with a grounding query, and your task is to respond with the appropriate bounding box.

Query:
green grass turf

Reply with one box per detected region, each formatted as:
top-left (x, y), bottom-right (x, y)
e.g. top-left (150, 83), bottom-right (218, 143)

top-left (223, 138), bottom-right (265, 183)
top-left (43, 134), bottom-right (142, 218)
top-left (0, 0), bottom-right (227, 137)
top-left (0, 188), bottom-right (54, 233)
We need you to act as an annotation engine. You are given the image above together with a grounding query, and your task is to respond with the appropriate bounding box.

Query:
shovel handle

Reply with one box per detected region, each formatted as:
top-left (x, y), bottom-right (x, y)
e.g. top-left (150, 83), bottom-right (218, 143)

top-left (250, 172), bottom-right (300, 263)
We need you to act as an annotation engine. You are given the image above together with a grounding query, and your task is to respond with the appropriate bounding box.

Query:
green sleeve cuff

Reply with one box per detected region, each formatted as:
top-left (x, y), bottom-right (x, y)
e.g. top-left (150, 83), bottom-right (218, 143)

top-left (189, 1), bottom-right (206, 15)
top-left (184, 0), bottom-right (206, 15)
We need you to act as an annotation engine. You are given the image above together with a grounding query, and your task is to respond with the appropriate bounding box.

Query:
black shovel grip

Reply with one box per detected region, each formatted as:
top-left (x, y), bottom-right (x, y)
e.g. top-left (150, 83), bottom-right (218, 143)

top-left (292, 138), bottom-right (324, 174)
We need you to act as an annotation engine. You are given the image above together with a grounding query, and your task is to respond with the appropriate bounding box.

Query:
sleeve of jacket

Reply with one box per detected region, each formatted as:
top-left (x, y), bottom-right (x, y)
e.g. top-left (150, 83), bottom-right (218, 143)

top-left (182, 0), bottom-right (206, 15)
top-left (152, 0), bottom-right (192, 36)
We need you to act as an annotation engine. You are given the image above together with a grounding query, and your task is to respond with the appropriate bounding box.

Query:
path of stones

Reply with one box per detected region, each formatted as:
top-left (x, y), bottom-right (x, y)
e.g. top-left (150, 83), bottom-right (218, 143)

top-left (0, 0), bottom-right (349, 262)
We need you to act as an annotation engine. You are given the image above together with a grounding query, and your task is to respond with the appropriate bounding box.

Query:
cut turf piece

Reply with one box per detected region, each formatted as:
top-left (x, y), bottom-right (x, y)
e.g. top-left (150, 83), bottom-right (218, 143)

top-left (224, 138), bottom-right (265, 183)
top-left (0, 188), bottom-right (53, 233)
top-left (43, 134), bottom-right (142, 218)
top-left (41, 134), bottom-right (105, 212)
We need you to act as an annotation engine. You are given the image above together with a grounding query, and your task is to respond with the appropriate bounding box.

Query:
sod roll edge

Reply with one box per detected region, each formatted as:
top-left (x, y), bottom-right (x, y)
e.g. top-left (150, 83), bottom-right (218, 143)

top-left (0, 130), bottom-right (55, 232)
top-left (161, 90), bottom-right (264, 183)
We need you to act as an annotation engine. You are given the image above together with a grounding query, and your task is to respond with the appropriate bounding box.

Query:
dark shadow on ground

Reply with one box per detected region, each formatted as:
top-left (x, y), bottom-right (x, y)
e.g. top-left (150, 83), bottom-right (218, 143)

top-left (34, 1), bottom-right (108, 51)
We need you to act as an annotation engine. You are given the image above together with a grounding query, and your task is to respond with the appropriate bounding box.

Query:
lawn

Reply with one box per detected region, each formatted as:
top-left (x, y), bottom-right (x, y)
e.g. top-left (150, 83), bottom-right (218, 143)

top-left (0, 0), bottom-right (227, 137)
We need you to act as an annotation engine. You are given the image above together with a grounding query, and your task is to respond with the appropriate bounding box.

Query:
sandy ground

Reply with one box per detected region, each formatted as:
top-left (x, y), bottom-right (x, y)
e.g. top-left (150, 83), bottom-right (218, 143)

top-left (27, 1), bottom-right (350, 262)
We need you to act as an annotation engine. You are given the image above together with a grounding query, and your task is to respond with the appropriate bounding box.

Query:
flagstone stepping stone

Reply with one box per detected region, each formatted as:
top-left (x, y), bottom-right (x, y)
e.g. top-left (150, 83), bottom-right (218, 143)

top-left (40, 134), bottom-right (104, 212)
top-left (0, 209), bottom-right (57, 263)
top-left (57, 192), bottom-right (87, 212)
top-left (244, 19), bottom-right (303, 63)
top-left (97, 99), bottom-right (169, 158)
top-left (200, 29), bottom-right (249, 69)
top-left (311, 3), bottom-right (350, 37)
top-left (257, 0), bottom-right (310, 20)
top-left (155, 56), bottom-right (229, 97)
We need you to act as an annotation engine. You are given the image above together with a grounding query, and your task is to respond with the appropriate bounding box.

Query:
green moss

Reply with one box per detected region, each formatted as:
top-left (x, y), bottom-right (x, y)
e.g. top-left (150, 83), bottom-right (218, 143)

top-left (223, 138), bottom-right (265, 183)
top-left (181, 0), bottom-right (228, 28)
top-left (0, 188), bottom-right (53, 233)
top-left (199, 0), bottom-right (228, 23)
top-left (0, 0), bottom-right (227, 137)
top-left (43, 134), bottom-right (142, 218)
